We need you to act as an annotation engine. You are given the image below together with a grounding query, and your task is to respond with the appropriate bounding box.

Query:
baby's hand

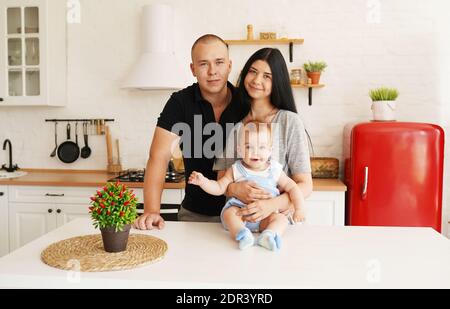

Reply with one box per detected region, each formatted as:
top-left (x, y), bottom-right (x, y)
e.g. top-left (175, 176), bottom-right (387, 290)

top-left (188, 171), bottom-right (206, 186)
top-left (292, 208), bottom-right (306, 223)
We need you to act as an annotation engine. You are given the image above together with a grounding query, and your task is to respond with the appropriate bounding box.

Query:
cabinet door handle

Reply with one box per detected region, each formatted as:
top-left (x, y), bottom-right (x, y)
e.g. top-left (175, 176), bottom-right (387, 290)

top-left (0, 192), bottom-right (4, 196)
top-left (56, 209), bottom-right (61, 214)
top-left (45, 193), bottom-right (65, 197)
top-left (48, 209), bottom-right (53, 213)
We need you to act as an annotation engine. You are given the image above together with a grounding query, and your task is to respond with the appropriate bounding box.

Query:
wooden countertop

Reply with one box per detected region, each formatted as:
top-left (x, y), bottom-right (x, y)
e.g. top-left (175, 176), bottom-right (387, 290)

top-left (0, 169), bottom-right (185, 189)
top-left (312, 178), bottom-right (346, 191)
top-left (0, 169), bottom-right (346, 191)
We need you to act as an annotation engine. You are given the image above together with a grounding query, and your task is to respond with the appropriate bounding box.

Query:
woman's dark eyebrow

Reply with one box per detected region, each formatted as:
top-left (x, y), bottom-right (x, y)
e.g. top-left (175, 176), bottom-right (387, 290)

top-left (250, 66), bottom-right (271, 75)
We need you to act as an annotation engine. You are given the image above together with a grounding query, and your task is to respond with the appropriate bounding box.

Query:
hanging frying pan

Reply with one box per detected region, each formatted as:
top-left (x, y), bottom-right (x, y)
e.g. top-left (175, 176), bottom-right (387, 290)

top-left (80, 122), bottom-right (92, 158)
top-left (57, 123), bottom-right (80, 163)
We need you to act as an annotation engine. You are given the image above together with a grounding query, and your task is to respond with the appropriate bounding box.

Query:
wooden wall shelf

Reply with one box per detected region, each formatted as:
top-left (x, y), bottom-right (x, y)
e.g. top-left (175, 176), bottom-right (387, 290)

top-left (224, 39), bottom-right (304, 45)
top-left (224, 38), bottom-right (304, 62)
top-left (291, 84), bottom-right (325, 89)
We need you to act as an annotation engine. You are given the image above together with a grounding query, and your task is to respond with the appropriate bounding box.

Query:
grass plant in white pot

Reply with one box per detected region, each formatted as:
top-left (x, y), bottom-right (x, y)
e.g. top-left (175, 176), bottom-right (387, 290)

top-left (369, 87), bottom-right (399, 121)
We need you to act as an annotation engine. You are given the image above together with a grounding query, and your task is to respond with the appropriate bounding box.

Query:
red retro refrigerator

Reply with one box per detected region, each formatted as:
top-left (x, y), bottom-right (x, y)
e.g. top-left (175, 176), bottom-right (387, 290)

top-left (344, 122), bottom-right (444, 232)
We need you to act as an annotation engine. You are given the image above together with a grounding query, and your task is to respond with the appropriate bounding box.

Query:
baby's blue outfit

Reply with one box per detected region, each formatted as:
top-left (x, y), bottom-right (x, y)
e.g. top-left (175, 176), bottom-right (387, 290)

top-left (220, 160), bottom-right (281, 232)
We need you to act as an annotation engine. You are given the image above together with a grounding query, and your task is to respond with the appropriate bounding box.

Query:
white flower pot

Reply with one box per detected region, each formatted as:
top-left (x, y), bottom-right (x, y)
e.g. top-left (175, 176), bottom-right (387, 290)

top-left (371, 100), bottom-right (396, 121)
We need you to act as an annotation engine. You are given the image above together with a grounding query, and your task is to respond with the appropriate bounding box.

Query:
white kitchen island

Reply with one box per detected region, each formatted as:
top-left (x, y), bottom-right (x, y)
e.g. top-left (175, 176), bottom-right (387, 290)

top-left (0, 218), bottom-right (450, 289)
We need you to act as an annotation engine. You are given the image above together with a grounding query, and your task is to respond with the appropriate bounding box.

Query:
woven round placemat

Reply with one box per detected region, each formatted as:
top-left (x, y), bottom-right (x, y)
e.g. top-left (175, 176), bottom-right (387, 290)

top-left (41, 234), bottom-right (168, 272)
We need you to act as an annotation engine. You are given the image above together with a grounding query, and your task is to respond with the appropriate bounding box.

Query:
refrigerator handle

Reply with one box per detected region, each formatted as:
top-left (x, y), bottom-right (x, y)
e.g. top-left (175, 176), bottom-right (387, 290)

top-left (361, 166), bottom-right (368, 200)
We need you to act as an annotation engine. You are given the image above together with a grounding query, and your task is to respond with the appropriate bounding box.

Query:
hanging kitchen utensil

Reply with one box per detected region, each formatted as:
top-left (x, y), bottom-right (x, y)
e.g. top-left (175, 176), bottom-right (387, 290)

top-left (57, 123), bottom-right (80, 163)
top-left (81, 122), bottom-right (92, 159)
top-left (75, 121), bottom-right (79, 148)
top-left (50, 121), bottom-right (58, 157)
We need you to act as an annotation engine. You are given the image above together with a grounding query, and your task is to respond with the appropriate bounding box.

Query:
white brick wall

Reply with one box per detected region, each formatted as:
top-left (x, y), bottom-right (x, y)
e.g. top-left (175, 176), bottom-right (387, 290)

top-left (0, 0), bottom-right (449, 234)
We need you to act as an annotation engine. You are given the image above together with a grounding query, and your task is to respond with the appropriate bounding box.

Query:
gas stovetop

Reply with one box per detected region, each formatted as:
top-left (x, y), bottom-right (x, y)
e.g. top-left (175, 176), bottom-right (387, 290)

top-left (108, 169), bottom-right (184, 183)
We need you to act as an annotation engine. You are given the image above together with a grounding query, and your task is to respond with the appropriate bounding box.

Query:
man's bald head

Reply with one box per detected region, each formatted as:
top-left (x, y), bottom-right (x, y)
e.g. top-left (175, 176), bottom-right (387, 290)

top-left (191, 34), bottom-right (228, 61)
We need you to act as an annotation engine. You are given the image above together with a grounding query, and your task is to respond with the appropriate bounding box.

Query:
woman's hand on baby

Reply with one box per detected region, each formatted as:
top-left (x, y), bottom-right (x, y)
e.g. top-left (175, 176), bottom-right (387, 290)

top-left (228, 181), bottom-right (272, 204)
top-left (188, 171), bottom-right (206, 186)
top-left (237, 199), bottom-right (277, 222)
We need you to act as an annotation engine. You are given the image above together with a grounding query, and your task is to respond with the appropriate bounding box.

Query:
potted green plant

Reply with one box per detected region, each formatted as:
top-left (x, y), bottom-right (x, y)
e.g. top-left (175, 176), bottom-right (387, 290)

top-left (303, 61), bottom-right (327, 85)
top-left (369, 87), bottom-right (399, 121)
top-left (89, 181), bottom-right (138, 253)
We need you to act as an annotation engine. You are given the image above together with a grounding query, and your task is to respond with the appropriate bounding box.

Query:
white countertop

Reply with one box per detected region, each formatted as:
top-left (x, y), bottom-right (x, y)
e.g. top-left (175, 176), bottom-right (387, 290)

top-left (1, 218), bottom-right (450, 289)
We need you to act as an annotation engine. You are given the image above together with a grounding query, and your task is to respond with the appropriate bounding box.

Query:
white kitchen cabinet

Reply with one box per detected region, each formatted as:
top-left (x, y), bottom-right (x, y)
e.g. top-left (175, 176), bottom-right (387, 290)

top-left (446, 219), bottom-right (450, 239)
top-left (55, 204), bottom-right (93, 227)
top-left (9, 203), bottom-right (90, 251)
top-left (0, 0), bottom-right (66, 106)
top-left (9, 203), bottom-right (89, 250)
top-left (9, 203), bottom-right (89, 251)
top-left (0, 186), bottom-right (9, 257)
top-left (9, 202), bottom-right (57, 250)
top-left (304, 191), bottom-right (345, 226)
top-left (8, 186), bottom-right (93, 251)
top-left (6, 185), bottom-right (184, 252)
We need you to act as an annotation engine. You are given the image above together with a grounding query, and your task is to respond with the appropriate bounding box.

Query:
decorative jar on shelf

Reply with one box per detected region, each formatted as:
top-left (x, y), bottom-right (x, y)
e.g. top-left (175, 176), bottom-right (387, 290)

top-left (290, 69), bottom-right (302, 85)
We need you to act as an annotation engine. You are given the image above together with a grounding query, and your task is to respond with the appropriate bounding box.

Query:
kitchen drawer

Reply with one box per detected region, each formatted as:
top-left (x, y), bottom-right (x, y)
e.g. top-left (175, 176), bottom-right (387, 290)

top-left (132, 188), bottom-right (183, 204)
top-left (8, 186), bottom-right (183, 206)
top-left (8, 186), bottom-right (96, 204)
top-left (161, 189), bottom-right (183, 204)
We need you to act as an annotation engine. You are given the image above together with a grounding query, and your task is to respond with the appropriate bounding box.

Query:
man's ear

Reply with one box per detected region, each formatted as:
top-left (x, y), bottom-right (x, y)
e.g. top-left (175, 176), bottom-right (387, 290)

top-left (190, 63), bottom-right (196, 77)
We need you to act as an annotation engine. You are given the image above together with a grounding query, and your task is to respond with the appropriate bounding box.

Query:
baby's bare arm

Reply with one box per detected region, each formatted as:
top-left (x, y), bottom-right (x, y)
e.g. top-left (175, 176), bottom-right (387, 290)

top-left (189, 168), bottom-right (234, 196)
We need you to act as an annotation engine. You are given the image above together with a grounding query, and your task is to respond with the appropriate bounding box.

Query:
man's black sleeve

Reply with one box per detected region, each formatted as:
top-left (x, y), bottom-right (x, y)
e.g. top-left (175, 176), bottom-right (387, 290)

top-left (156, 94), bottom-right (184, 133)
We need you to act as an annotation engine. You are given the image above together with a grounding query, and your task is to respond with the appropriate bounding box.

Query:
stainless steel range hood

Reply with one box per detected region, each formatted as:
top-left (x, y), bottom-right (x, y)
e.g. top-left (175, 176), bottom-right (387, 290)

top-left (122, 4), bottom-right (190, 90)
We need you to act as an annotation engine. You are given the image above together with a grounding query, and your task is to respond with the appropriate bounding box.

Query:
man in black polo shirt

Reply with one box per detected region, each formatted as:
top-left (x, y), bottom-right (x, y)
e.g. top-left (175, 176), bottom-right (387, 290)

top-left (135, 34), bottom-right (249, 230)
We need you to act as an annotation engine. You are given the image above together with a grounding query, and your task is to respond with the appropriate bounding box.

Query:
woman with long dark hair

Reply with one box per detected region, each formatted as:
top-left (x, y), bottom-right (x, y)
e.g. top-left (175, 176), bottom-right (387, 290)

top-left (238, 48), bottom-right (297, 115)
top-left (215, 47), bottom-right (313, 224)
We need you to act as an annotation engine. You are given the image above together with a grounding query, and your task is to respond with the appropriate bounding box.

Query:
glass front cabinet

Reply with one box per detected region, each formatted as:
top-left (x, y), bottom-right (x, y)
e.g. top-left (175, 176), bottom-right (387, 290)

top-left (0, 0), bottom-right (66, 106)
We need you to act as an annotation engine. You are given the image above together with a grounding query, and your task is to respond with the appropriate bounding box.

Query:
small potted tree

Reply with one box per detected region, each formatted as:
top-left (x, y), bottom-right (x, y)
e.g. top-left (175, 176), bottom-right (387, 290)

top-left (303, 61), bottom-right (327, 85)
top-left (369, 87), bottom-right (399, 121)
top-left (89, 182), bottom-right (138, 253)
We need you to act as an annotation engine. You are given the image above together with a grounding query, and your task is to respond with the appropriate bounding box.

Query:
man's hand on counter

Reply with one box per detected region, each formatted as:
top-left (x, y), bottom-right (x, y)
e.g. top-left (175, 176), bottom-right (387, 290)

top-left (133, 213), bottom-right (165, 230)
